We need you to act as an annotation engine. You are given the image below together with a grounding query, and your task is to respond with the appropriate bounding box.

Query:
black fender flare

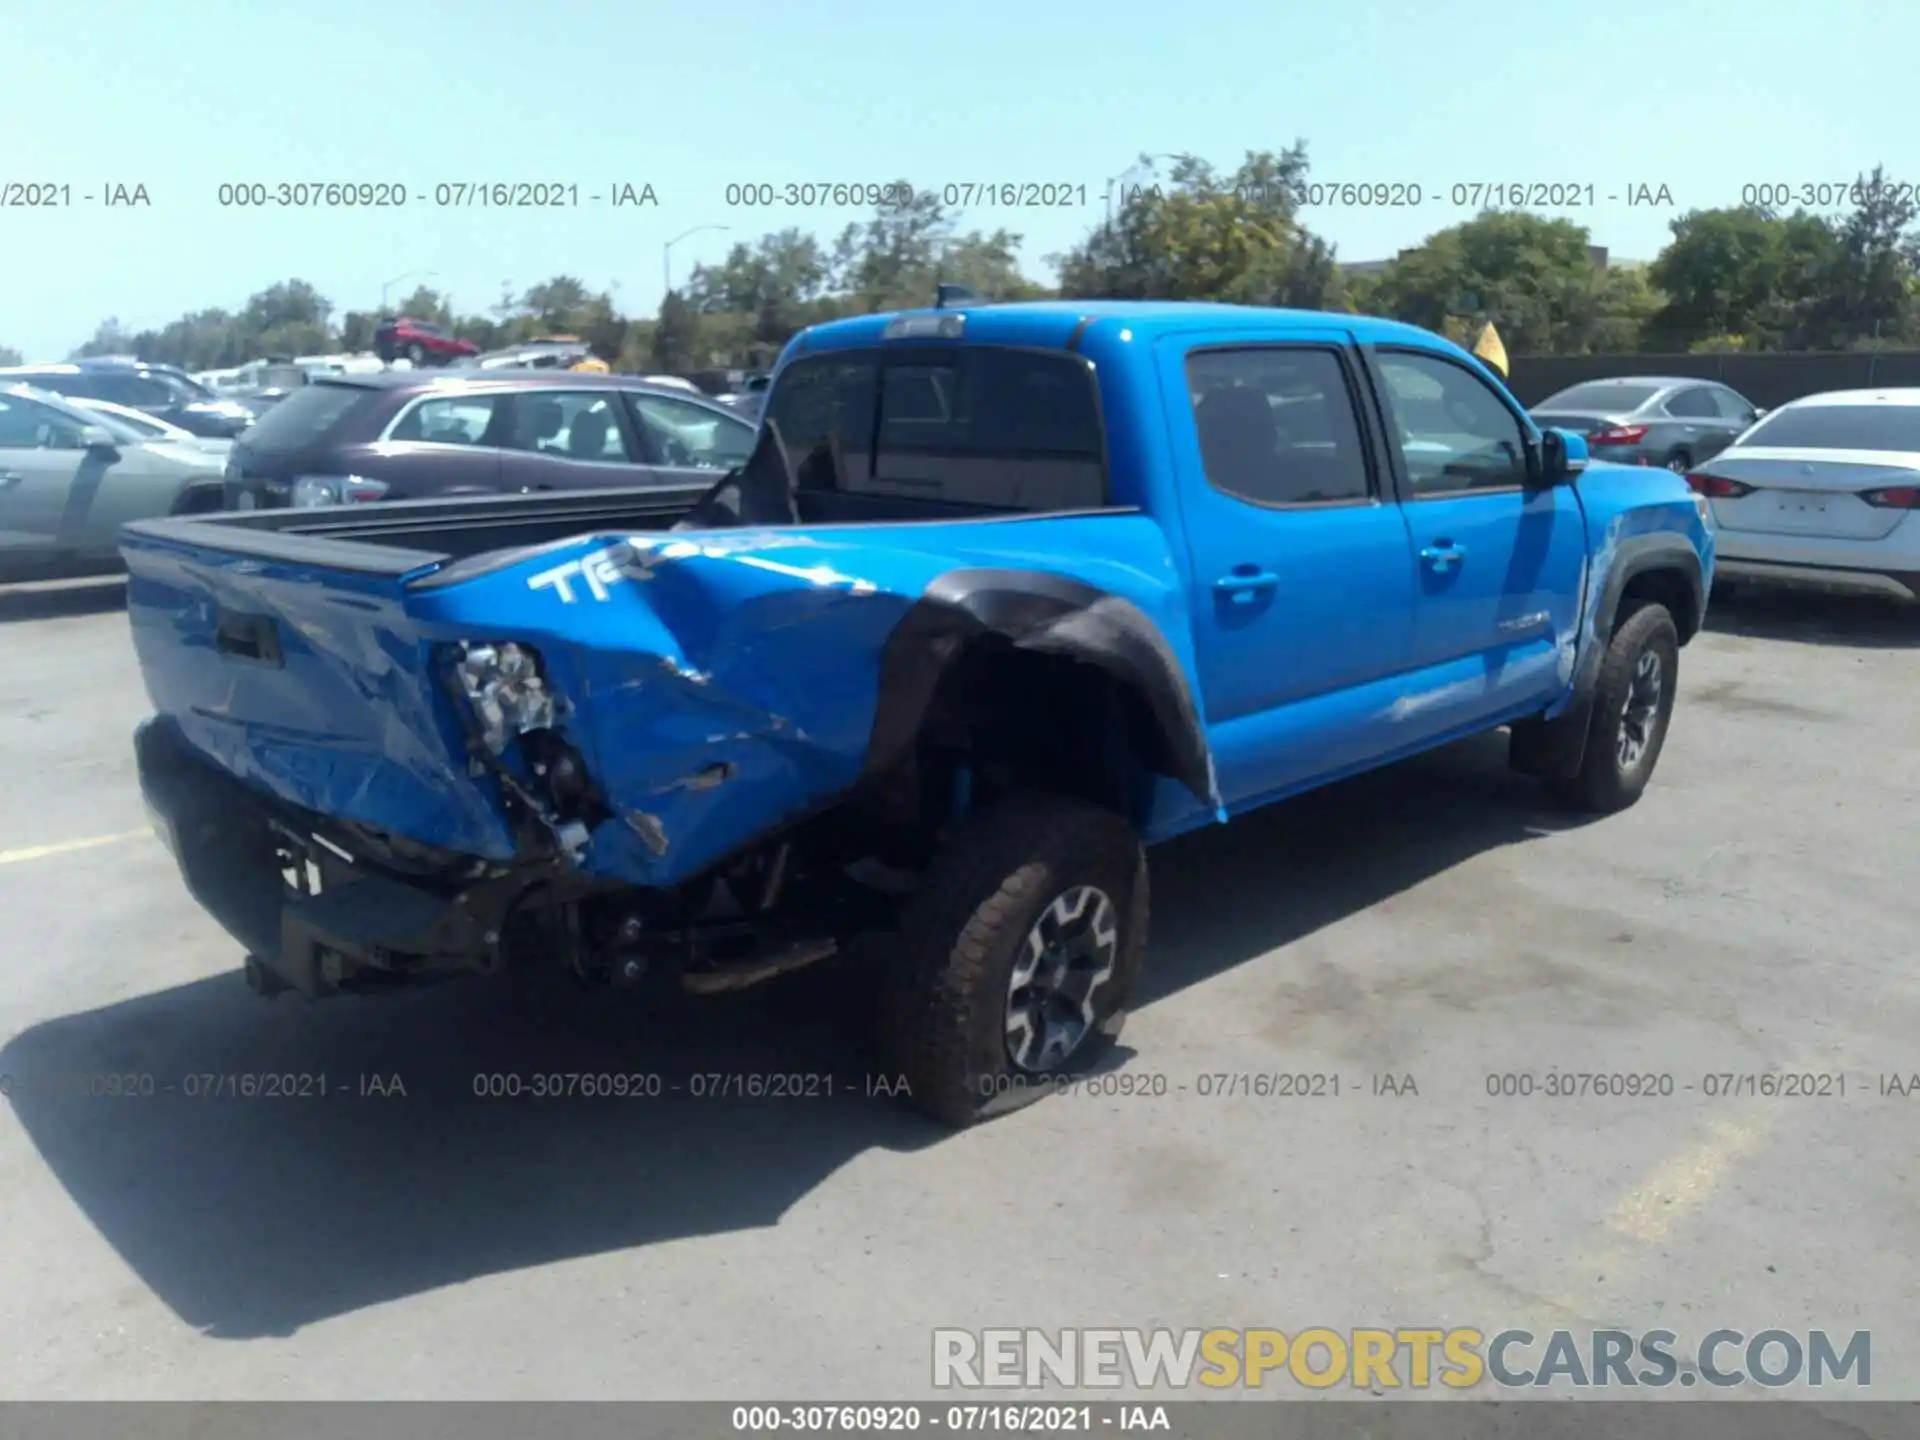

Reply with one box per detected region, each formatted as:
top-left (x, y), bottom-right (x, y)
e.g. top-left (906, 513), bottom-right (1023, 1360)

top-left (863, 568), bottom-right (1219, 811)
top-left (1574, 534), bottom-right (1706, 704)
top-left (1516, 534), bottom-right (1705, 780)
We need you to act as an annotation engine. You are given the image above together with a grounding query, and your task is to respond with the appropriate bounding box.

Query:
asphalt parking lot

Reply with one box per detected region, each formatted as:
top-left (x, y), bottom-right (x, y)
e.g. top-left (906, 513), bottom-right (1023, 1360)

top-left (0, 579), bottom-right (1916, 1402)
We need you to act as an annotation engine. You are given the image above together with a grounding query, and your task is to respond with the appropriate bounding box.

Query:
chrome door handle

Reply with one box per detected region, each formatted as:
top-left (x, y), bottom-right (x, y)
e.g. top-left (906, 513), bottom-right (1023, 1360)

top-left (0, 472), bottom-right (23, 487)
top-left (1420, 543), bottom-right (1466, 571)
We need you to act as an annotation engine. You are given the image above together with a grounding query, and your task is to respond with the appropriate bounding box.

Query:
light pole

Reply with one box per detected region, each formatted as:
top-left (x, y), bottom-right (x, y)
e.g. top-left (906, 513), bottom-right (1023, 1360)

top-left (380, 270), bottom-right (436, 314)
top-left (1104, 152), bottom-right (1190, 227)
top-left (663, 225), bottom-right (729, 299)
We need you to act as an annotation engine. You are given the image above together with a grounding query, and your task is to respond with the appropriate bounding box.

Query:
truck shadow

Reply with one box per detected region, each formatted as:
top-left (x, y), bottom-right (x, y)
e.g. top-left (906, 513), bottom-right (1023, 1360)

top-left (1704, 587), bottom-right (1920, 649)
top-left (0, 731), bottom-right (1566, 1339)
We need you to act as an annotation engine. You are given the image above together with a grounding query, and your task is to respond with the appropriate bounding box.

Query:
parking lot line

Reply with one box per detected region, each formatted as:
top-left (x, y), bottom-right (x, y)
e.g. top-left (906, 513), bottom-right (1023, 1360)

top-left (0, 830), bottom-right (149, 867)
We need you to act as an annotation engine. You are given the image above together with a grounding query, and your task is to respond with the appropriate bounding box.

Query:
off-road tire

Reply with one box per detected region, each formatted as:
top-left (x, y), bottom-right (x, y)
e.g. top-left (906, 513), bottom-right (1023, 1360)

top-left (1550, 601), bottom-right (1680, 813)
top-left (878, 795), bottom-right (1148, 1128)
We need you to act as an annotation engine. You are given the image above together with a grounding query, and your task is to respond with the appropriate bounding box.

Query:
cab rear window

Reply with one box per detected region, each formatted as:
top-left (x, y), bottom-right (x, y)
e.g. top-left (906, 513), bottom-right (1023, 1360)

top-left (765, 346), bottom-right (1106, 511)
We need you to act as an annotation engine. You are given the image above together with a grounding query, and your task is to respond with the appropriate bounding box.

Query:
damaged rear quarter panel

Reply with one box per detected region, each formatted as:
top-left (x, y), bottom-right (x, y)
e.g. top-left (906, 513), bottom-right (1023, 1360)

top-left (402, 513), bottom-right (1204, 886)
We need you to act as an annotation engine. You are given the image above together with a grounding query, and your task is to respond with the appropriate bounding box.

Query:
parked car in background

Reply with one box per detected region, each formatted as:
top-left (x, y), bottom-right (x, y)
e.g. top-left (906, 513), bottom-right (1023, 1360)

top-left (0, 383), bottom-right (228, 579)
top-left (220, 370), bottom-right (760, 508)
top-left (1530, 378), bottom-right (1763, 473)
top-left (373, 317), bottom-right (480, 367)
top-left (0, 360), bottom-right (256, 438)
top-left (70, 397), bottom-right (234, 455)
top-left (226, 361), bottom-right (313, 419)
top-left (455, 340), bottom-right (595, 371)
top-left (1684, 388), bottom-right (1920, 601)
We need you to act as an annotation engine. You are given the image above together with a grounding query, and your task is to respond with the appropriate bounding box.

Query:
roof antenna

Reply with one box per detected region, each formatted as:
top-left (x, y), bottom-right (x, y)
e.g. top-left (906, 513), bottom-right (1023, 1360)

top-left (935, 283), bottom-right (980, 309)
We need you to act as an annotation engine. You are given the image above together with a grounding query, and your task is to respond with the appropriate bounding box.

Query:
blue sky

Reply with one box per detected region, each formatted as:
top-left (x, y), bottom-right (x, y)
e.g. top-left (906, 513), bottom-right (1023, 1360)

top-left (1, 0), bottom-right (1913, 360)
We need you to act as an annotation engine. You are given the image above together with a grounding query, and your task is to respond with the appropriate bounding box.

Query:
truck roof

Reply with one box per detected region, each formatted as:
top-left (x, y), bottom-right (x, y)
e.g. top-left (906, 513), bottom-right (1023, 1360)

top-left (791, 300), bottom-right (1468, 359)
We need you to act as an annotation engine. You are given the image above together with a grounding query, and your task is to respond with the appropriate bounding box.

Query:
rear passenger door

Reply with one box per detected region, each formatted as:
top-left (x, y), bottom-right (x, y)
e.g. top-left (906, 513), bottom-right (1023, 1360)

top-left (1705, 386), bottom-right (1761, 453)
top-left (1162, 334), bottom-right (1421, 807)
top-left (1662, 384), bottom-right (1728, 465)
top-left (1368, 346), bottom-right (1588, 738)
top-left (496, 390), bottom-right (663, 491)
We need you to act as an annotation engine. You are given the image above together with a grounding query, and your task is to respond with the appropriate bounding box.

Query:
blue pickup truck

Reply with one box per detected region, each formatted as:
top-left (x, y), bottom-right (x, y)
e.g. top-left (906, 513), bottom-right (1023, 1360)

top-left (122, 300), bottom-right (1714, 1126)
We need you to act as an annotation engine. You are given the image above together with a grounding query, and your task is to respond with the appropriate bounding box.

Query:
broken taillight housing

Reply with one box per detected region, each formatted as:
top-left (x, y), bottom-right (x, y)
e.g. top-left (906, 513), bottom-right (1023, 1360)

top-left (451, 641), bottom-right (556, 754)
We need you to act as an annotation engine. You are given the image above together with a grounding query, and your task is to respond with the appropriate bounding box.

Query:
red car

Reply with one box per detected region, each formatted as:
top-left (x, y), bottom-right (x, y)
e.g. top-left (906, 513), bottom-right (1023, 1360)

top-left (373, 316), bottom-right (480, 366)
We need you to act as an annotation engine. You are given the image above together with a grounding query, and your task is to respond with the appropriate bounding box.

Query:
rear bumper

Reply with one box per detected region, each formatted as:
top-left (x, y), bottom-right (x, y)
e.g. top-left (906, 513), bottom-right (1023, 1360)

top-left (1716, 559), bottom-right (1920, 601)
top-left (1715, 525), bottom-right (1920, 601)
top-left (137, 718), bottom-right (532, 998)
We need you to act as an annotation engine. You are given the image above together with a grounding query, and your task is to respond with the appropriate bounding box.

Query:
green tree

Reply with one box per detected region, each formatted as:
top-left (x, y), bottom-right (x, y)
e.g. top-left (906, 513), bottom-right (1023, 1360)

top-left (391, 285), bottom-right (454, 326)
top-left (830, 183), bottom-right (956, 310)
top-left (650, 290), bottom-right (704, 372)
top-left (688, 229), bottom-right (831, 320)
top-left (339, 311), bottom-right (379, 351)
top-left (1053, 146), bottom-right (1341, 308)
top-left (519, 275), bottom-right (594, 333)
top-left (70, 318), bottom-right (138, 360)
top-left (1816, 164), bottom-right (1920, 346)
top-left (1369, 211), bottom-right (1615, 355)
top-left (1645, 206), bottom-right (1845, 350)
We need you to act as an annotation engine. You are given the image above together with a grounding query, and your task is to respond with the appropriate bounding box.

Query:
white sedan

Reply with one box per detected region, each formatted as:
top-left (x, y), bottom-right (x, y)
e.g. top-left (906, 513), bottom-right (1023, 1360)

top-left (1685, 388), bottom-right (1920, 602)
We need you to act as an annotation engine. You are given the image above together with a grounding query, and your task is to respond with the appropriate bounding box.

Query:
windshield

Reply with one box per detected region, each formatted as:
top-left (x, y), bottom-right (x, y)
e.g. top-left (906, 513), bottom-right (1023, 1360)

top-left (1738, 404), bottom-right (1920, 451)
top-left (1537, 382), bottom-right (1664, 412)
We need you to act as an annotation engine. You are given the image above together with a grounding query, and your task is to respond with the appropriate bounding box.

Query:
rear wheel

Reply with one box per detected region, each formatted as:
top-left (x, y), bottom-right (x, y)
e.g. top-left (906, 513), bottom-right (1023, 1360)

top-left (1665, 450), bottom-right (1691, 473)
top-left (1550, 602), bottom-right (1680, 813)
top-left (878, 794), bottom-right (1147, 1128)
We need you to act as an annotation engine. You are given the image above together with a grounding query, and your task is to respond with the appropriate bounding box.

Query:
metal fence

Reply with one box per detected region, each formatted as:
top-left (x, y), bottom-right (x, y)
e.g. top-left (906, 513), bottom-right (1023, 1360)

top-left (1506, 351), bottom-right (1920, 409)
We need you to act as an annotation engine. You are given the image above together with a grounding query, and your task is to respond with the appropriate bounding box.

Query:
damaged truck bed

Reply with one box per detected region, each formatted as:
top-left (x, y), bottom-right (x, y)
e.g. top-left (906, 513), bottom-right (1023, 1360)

top-left (122, 299), bottom-right (1713, 1126)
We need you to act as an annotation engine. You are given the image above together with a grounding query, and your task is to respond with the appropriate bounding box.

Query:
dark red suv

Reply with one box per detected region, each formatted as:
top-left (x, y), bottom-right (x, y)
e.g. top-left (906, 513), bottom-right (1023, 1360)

top-left (373, 316), bottom-right (480, 366)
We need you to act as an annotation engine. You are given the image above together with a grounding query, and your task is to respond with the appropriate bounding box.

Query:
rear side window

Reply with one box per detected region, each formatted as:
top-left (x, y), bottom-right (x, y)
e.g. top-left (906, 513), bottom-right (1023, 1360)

top-left (1740, 405), bottom-right (1920, 451)
top-left (1185, 348), bottom-right (1372, 505)
top-left (1664, 387), bottom-right (1717, 418)
top-left (390, 393), bottom-right (506, 445)
top-left (241, 382), bottom-right (372, 450)
top-left (763, 347), bottom-right (1106, 511)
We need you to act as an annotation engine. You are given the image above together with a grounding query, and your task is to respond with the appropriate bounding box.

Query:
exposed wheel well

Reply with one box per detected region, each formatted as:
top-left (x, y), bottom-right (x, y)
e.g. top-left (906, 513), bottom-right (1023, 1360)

top-left (1618, 566), bottom-right (1700, 643)
top-left (855, 642), bottom-right (1172, 853)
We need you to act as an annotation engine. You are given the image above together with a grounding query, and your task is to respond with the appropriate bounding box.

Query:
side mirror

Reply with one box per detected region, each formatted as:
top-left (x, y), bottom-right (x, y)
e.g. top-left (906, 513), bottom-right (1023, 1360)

top-left (1539, 427), bottom-right (1587, 484)
top-left (1750, 407), bottom-right (1768, 422)
top-left (77, 423), bottom-right (120, 453)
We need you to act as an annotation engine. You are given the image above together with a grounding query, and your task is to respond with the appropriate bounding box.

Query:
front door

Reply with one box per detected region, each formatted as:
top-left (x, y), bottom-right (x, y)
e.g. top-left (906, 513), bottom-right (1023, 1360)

top-left (0, 392), bottom-right (88, 562)
top-left (497, 390), bottom-right (666, 492)
top-left (1160, 334), bottom-right (1420, 807)
top-left (1368, 346), bottom-right (1589, 739)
